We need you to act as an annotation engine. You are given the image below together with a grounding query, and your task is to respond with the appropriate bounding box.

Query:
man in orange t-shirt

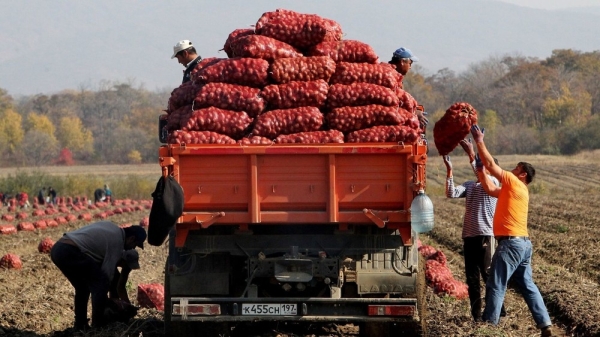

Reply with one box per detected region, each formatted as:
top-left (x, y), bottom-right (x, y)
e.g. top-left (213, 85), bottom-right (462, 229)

top-left (470, 125), bottom-right (553, 337)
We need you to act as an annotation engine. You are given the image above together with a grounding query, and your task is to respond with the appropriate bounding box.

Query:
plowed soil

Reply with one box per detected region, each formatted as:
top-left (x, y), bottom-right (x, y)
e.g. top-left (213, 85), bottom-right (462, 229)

top-left (1, 152), bottom-right (599, 336)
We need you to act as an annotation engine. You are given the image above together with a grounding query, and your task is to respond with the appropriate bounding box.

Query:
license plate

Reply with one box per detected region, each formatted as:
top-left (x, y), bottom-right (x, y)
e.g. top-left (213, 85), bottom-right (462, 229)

top-left (241, 303), bottom-right (297, 315)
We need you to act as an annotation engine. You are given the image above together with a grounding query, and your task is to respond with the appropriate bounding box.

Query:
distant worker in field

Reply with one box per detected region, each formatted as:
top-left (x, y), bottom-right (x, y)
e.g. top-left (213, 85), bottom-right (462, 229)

top-left (171, 40), bottom-right (202, 84)
top-left (50, 222), bottom-right (146, 331)
top-left (443, 139), bottom-right (506, 322)
top-left (94, 188), bottom-right (106, 203)
top-left (471, 125), bottom-right (554, 337)
top-left (104, 184), bottom-right (113, 203)
top-left (37, 187), bottom-right (46, 205)
top-left (48, 186), bottom-right (57, 205)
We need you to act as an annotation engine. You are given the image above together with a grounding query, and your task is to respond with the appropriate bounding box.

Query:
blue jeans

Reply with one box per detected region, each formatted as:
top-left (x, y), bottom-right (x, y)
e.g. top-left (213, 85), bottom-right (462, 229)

top-left (482, 237), bottom-right (551, 328)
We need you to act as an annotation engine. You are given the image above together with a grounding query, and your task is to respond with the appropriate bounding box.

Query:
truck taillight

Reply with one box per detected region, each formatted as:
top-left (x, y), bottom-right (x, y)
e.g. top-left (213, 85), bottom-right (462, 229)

top-left (173, 304), bottom-right (221, 316)
top-left (367, 305), bottom-right (415, 316)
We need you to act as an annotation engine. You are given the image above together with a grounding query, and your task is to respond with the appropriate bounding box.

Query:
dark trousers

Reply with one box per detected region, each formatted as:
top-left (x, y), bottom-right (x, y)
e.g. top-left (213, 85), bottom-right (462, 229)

top-left (463, 236), bottom-right (494, 320)
top-left (50, 241), bottom-right (109, 328)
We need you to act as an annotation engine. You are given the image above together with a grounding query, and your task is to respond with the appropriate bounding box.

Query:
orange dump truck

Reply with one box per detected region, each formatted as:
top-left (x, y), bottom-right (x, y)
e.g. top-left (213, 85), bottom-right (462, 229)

top-left (159, 139), bottom-right (430, 336)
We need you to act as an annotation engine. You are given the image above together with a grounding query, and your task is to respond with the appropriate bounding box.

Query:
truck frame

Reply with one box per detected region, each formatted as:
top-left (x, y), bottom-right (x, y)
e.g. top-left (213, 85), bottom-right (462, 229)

top-left (159, 138), bottom-right (429, 336)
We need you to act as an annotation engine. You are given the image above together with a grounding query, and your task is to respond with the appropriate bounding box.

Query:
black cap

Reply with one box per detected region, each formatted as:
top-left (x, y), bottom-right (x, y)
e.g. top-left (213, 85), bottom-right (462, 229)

top-left (124, 225), bottom-right (147, 249)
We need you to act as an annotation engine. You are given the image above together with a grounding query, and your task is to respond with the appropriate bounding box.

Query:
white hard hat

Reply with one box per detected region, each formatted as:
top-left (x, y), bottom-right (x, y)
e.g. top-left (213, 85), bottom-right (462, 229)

top-left (171, 40), bottom-right (193, 59)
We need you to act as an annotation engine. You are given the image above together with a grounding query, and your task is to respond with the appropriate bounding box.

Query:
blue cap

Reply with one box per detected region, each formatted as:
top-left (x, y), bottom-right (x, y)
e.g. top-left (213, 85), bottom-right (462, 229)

top-left (393, 47), bottom-right (418, 62)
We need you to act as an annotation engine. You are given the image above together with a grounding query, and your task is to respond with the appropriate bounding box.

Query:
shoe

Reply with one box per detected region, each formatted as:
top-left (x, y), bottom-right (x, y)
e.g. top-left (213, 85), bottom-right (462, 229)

top-left (500, 306), bottom-right (507, 317)
top-left (541, 326), bottom-right (554, 337)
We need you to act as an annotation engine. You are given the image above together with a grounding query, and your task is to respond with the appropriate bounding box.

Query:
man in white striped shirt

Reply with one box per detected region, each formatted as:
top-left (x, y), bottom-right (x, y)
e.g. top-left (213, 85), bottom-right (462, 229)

top-left (443, 139), bottom-right (505, 321)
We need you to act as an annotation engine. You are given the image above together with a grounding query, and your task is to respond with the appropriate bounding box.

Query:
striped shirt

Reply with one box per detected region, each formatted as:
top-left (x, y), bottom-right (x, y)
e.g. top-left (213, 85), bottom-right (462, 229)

top-left (446, 162), bottom-right (499, 238)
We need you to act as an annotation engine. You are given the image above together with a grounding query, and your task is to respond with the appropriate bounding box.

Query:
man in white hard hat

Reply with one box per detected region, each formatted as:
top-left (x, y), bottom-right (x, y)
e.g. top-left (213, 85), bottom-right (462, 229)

top-left (171, 40), bottom-right (202, 83)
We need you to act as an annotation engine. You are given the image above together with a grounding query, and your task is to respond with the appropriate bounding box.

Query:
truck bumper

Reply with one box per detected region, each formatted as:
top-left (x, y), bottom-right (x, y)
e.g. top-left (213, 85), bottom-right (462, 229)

top-left (168, 297), bottom-right (420, 323)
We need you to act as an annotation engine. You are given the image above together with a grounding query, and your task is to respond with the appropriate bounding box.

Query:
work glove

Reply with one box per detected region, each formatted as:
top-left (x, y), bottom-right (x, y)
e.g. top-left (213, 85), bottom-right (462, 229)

top-left (443, 155), bottom-right (452, 171)
top-left (459, 138), bottom-right (475, 158)
top-left (470, 125), bottom-right (485, 143)
top-left (475, 154), bottom-right (484, 171)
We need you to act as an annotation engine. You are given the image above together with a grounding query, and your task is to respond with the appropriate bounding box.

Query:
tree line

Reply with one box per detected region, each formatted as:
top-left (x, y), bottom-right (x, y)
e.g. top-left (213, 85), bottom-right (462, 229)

top-left (0, 48), bottom-right (598, 166)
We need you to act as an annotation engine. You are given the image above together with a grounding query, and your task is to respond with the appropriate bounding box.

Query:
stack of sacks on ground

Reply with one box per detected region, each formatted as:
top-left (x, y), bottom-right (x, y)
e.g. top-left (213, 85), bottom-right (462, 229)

top-left (164, 8), bottom-right (424, 145)
top-left (417, 241), bottom-right (469, 299)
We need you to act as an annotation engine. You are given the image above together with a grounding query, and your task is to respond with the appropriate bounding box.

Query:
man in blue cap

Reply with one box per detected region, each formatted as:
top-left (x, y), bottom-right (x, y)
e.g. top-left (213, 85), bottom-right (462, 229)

top-left (390, 47), bottom-right (419, 79)
top-left (389, 47), bottom-right (428, 127)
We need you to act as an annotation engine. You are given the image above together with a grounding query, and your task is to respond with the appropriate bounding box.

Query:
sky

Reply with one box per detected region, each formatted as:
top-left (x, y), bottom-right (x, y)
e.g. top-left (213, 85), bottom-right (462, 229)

top-left (495, 0), bottom-right (599, 9)
top-left (1, 0), bottom-right (599, 97)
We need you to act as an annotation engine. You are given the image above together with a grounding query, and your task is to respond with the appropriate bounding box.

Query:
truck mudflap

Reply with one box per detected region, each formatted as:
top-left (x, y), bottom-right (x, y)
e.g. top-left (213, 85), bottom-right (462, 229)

top-left (168, 297), bottom-right (419, 323)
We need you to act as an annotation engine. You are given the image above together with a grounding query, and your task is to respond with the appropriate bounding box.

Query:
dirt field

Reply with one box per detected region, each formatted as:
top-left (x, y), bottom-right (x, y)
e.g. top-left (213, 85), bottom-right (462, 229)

top-left (0, 153), bottom-right (599, 337)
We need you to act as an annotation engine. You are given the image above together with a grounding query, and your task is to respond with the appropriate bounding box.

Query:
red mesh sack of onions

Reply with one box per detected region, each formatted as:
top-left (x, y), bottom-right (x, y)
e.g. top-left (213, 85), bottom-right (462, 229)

top-left (166, 105), bottom-right (193, 131)
top-left (255, 9), bottom-right (342, 49)
top-left (189, 57), bottom-right (225, 82)
top-left (261, 80), bottom-right (328, 109)
top-left (425, 260), bottom-right (453, 285)
top-left (229, 35), bottom-right (302, 61)
top-left (327, 83), bottom-right (399, 109)
top-left (418, 245), bottom-right (437, 259)
top-left (194, 82), bottom-right (266, 118)
top-left (346, 125), bottom-right (419, 143)
top-left (327, 105), bottom-right (406, 133)
top-left (274, 130), bottom-right (345, 144)
top-left (434, 279), bottom-right (469, 299)
top-left (433, 102), bottom-right (478, 155)
top-left (237, 136), bottom-right (274, 145)
top-left (181, 107), bottom-right (253, 140)
top-left (195, 57), bottom-right (269, 88)
top-left (396, 88), bottom-right (418, 112)
top-left (307, 40), bottom-right (379, 64)
top-left (251, 107), bottom-right (324, 139)
top-left (223, 29), bottom-right (254, 58)
top-left (168, 130), bottom-right (236, 145)
top-left (269, 56), bottom-right (336, 84)
top-left (330, 62), bottom-right (399, 90)
top-left (167, 81), bottom-right (202, 113)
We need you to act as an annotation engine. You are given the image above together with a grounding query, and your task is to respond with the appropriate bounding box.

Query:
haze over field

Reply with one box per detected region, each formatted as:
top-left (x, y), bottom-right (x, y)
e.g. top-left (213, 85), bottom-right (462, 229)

top-left (1, 0), bottom-right (599, 96)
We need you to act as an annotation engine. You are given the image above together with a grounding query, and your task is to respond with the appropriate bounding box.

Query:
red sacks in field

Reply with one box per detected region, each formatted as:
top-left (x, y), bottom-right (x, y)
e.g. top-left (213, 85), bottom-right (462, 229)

top-left (418, 244), bottom-right (437, 259)
top-left (274, 130), bottom-right (345, 144)
top-left (269, 56), bottom-right (336, 84)
top-left (17, 222), bottom-right (35, 232)
top-left (237, 136), bottom-right (274, 145)
top-left (433, 102), bottom-right (478, 155)
top-left (1, 214), bottom-right (14, 221)
top-left (195, 58), bottom-right (269, 88)
top-left (0, 253), bottom-right (22, 269)
top-left (261, 80), bottom-right (328, 109)
top-left (327, 105), bottom-right (406, 133)
top-left (137, 283), bottom-right (164, 311)
top-left (189, 57), bottom-right (226, 82)
top-left (229, 35), bottom-right (302, 61)
top-left (38, 237), bottom-right (54, 253)
top-left (327, 83), bottom-right (399, 109)
top-left (182, 107), bottom-right (253, 139)
top-left (425, 259), bottom-right (453, 285)
top-left (166, 105), bottom-right (194, 132)
top-left (194, 82), bottom-right (266, 118)
top-left (251, 107), bottom-right (324, 139)
top-left (434, 279), bottom-right (469, 300)
top-left (307, 40), bottom-right (379, 64)
top-left (34, 220), bottom-right (47, 230)
top-left (255, 9), bottom-right (342, 49)
top-left (223, 29), bottom-right (255, 57)
top-left (346, 125), bottom-right (419, 143)
top-left (0, 225), bottom-right (17, 235)
top-left (330, 62), bottom-right (399, 89)
top-left (168, 130), bottom-right (237, 145)
top-left (167, 81), bottom-right (203, 114)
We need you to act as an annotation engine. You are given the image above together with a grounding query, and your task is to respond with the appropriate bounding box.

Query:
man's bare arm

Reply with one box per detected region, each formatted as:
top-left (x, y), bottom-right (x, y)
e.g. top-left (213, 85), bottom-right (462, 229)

top-left (471, 125), bottom-right (502, 180)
